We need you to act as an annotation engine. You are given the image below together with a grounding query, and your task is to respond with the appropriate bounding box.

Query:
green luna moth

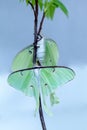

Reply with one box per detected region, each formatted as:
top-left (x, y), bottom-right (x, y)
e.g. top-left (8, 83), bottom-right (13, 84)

top-left (12, 38), bottom-right (59, 71)
top-left (8, 37), bottom-right (75, 115)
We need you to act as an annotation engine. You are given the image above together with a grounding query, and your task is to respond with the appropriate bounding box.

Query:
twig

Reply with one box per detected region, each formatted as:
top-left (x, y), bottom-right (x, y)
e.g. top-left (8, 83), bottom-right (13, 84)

top-left (38, 12), bottom-right (45, 36)
top-left (27, 1), bottom-right (35, 16)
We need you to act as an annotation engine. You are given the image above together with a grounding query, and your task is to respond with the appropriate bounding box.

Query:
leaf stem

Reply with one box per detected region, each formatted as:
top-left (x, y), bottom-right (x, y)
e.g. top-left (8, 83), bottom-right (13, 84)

top-left (39, 95), bottom-right (47, 130)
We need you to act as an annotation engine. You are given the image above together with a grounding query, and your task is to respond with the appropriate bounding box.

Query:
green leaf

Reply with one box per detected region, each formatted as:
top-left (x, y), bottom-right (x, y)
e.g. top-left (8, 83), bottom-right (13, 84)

top-left (44, 0), bottom-right (56, 19)
top-left (31, 0), bottom-right (35, 6)
top-left (44, 0), bottom-right (68, 19)
top-left (53, 0), bottom-right (68, 16)
top-left (26, 0), bottom-right (30, 5)
top-left (38, 0), bottom-right (43, 10)
top-left (20, 0), bottom-right (68, 18)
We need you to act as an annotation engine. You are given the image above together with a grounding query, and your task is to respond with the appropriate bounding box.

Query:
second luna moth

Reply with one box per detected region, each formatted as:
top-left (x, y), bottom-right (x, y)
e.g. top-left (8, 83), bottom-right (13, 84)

top-left (12, 38), bottom-right (59, 71)
top-left (8, 66), bottom-right (75, 114)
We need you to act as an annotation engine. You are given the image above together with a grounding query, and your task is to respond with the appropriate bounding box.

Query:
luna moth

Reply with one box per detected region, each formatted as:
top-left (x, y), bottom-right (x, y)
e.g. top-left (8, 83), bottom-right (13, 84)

top-left (8, 66), bottom-right (75, 114)
top-left (8, 37), bottom-right (75, 114)
top-left (12, 37), bottom-right (59, 71)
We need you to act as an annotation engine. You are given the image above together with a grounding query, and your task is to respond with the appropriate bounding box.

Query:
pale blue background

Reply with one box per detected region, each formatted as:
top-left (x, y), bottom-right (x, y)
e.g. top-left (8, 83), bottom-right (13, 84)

top-left (0, 0), bottom-right (87, 130)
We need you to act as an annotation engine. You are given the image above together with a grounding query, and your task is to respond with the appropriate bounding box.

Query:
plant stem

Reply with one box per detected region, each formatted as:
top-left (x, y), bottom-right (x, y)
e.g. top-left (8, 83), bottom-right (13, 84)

top-left (32, 1), bottom-right (47, 129)
top-left (39, 95), bottom-right (47, 130)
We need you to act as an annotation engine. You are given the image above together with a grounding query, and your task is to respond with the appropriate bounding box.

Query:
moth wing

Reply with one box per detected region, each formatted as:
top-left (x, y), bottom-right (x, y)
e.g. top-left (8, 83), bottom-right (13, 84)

top-left (44, 39), bottom-right (59, 66)
top-left (12, 38), bottom-right (59, 71)
top-left (40, 67), bottom-right (75, 95)
top-left (8, 70), bottom-right (39, 99)
top-left (12, 45), bottom-right (34, 71)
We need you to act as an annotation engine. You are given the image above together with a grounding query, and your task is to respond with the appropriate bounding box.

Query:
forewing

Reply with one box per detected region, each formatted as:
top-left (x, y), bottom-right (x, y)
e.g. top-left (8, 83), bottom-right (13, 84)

top-left (12, 45), bottom-right (33, 71)
top-left (12, 38), bottom-right (59, 71)
top-left (44, 39), bottom-right (59, 66)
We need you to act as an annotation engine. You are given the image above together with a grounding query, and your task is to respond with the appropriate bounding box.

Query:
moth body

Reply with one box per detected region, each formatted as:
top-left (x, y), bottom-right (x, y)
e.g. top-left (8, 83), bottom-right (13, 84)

top-left (37, 38), bottom-right (45, 63)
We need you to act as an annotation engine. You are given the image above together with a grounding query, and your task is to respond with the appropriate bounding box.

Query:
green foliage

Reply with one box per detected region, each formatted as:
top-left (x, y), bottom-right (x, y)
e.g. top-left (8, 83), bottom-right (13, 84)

top-left (44, 0), bottom-right (68, 19)
top-left (38, 0), bottom-right (43, 10)
top-left (44, 0), bottom-right (56, 19)
top-left (53, 0), bottom-right (68, 16)
top-left (20, 0), bottom-right (68, 19)
top-left (25, 0), bottom-right (43, 10)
